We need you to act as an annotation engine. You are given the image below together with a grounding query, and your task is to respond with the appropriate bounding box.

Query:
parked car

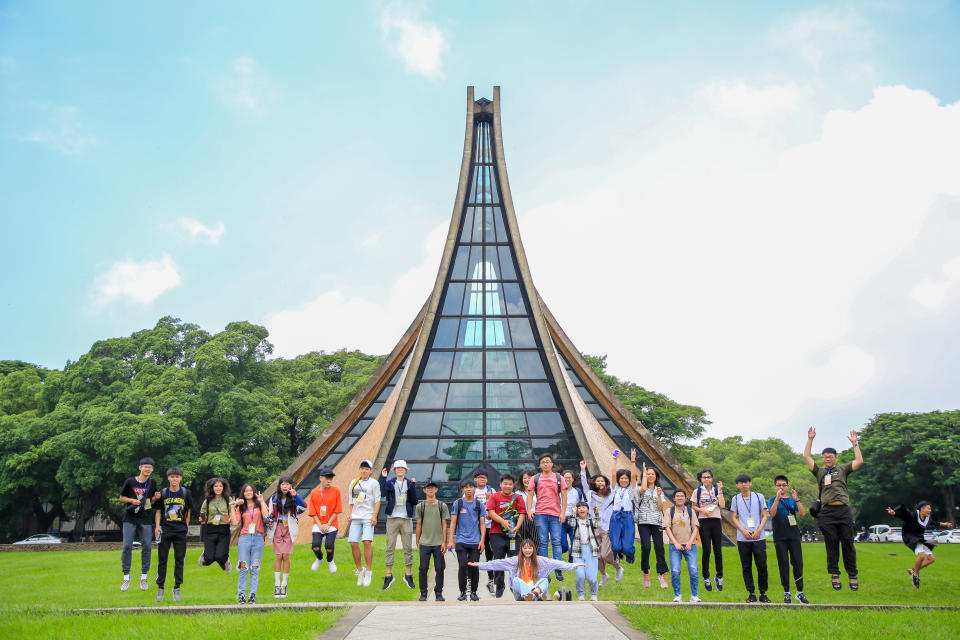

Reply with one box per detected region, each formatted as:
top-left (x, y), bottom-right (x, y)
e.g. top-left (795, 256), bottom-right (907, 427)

top-left (924, 529), bottom-right (942, 543)
top-left (868, 524), bottom-right (892, 542)
top-left (888, 527), bottom-right (903, 543)
top-left (935, 529), bottom-right (960, 544)
top-left (13, 534), bottom-right (65, 545)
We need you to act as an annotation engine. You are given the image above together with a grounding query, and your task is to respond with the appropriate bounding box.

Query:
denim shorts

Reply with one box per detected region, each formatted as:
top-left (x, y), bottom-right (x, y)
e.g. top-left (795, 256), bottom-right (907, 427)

top-left (348, 519), bottom-right (374, 543)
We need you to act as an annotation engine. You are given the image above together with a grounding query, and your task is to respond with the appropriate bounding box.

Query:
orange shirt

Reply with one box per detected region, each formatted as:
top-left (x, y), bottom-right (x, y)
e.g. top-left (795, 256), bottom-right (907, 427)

top-left (519, 559), bottom-right (535, 585)
top-left (308, 485), bottom-right (342, 529)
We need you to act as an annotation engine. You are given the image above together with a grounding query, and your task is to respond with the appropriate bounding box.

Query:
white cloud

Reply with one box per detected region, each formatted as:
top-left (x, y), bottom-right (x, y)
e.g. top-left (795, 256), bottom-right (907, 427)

top-left (179, 217), bottom-right (226, 245)
top-left (910, 255), bottom-right (960, 309)
top-left (697, 80), bottom-right (803, 119)
top-left (769, 8), bottom-right (873, 70)
top-left (379, 3), bottom-right (449, 80)
top-left (92, 254), bottom-right (181, 308)
top-left (215, 56), bottom-right (273, 114)
top-left (17, 104), bottom-right (97, 155)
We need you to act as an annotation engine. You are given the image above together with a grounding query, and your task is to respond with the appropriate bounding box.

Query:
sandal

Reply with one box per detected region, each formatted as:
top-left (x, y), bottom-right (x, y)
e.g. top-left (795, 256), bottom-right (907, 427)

top-left (831, 574), bottom-right (842, 590)
top-left (849, 576), bottom-right (859, 591)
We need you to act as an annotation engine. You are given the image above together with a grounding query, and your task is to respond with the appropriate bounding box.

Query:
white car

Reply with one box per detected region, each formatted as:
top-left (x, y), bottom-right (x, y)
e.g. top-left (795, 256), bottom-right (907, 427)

top-left (888, 527), bottom-right (903, 543)
top-left (13, 534), bottom-right (64, 545)
top-left (935, 529), bottom-right (960, 544)
top-left (868, 524), bottom-right (896, 542)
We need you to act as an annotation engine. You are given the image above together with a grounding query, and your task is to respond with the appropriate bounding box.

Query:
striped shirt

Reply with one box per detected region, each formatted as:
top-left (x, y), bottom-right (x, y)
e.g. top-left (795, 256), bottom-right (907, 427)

top-left (634, 487), bottom-right (665, 527)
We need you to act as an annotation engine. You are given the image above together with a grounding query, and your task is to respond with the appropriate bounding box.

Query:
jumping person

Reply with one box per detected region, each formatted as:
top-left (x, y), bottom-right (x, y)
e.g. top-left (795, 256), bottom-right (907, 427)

top-left (663, 489), bottom-right (701, 603)
top-left (470, 538), bottom-right (584, 601)
top-left (415, 481), bottom-right (450, 601)
top-left (566, 500), bottom-right (601, 600)
top-left (197, 477), bottom-right (233, 573)
top-left (119, 457), bottom-right (161, 592)
top-left (635, 461), bottom-right (670, 589)
top-left (730, 473), bottom-right (770, 603)
top-left (485, 473), bottom-right (527, 598)
top-left (691, 469), bottom-right (724, 592)
top-left (308, 468), bottom-right (341, 574)
top-left (154, 467), bottom-right (192, 602)
top-left (804, 427), bottom-right (863, 591)
top-left (379, 460), bottom-right (417, 590)
top-left (886, 502), bottom-right (953, 588)
top-left (579, 460), bottom-right (620, 587)
top-left (560, 469), bottom-right (583, 561)
top-left (526, 453), bottom-right (567, 581)
top-left (448, 479), bottom-right (487, 601)
top-left (347, 459), bottom-right (381, 587)
top-left (471, 470), bottom-right (496, 594)
top-left (232, 483), bottom-right (268, 604)
top-left (268, 475), bottom-right (306, 599)
top-left (609, 450), bottom-right (638, 567)
top-left (768, 476), bottom-right (809, 603)
top-left (516, 470), bottom-right (539, 548)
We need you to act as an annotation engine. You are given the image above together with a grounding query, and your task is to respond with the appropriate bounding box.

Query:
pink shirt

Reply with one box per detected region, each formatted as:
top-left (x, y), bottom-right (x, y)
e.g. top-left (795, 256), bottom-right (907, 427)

top-left (527, 473), bottom-right (567, 517)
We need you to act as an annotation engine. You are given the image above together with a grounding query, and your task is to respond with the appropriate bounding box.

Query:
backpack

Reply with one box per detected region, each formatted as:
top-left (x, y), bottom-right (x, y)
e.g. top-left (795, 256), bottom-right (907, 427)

top-left (532, 473), bottom-right (563, 501)
top-left (694, 485), bottom-right (718, 506)
top-left (670, 505), bottom-right (694, 522)
top-left (453, 498), bottom-right (483, 521)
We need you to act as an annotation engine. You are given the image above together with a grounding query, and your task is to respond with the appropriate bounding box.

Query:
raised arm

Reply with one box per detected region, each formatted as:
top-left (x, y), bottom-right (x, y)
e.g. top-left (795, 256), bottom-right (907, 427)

top-left (579, 461), bottom-right (593, 510)
top-left (717, 481), bottom-right (726, 509)
top-left (803, 427), bottom-right (816, 471)
top-left (848, 430), bottom-right (863, 471)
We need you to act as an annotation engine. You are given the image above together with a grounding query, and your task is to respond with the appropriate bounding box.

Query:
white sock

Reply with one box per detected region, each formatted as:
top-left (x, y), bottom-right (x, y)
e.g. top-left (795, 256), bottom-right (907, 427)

top-left (140, 574), bottom-right (147, 580)
top-left (274, 571), bottom-right (281, 586)
top-left (123, 574), bottom-right (130, 580)
top-left (281, 573), bottom-right (288, 587)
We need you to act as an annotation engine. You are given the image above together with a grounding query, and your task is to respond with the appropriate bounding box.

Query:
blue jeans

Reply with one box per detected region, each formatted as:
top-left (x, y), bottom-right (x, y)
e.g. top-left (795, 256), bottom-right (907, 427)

top-left (609, 510), bottom-right (636, 562)
top-left (574, 542), bottom-right (599, 597)
top-left (669, 543), bottom-right (699, 597)
top-left (512, 576), bottom-right (550, 599)
top-left (237, 533), bottom-right (265, 596)
top-left (121, 522), bottom-right (153, 575)
top-left (561, 520), bottom-right (574, 557)
top-left (534, 513), bottom-right (563, 561)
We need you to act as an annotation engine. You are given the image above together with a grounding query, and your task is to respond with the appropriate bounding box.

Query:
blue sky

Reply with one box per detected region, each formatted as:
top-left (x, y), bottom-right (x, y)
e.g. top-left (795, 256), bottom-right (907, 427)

top-left (2, 1), bottom-right (959, 445)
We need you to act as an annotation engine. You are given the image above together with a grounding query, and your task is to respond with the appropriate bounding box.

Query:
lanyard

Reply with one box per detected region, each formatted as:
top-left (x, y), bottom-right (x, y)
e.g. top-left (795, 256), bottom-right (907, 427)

top-left (137, 479), bottom-right (149, 493)
top-left (214, 497), bottom-right (223, 511)
top-left (168, 488), bottom-right (181, 500)
top-left (739, 493), bottom-right (756, 518)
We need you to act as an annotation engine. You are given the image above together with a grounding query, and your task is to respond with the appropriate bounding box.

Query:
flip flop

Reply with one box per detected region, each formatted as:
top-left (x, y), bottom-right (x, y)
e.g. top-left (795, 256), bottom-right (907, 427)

top-left (831, 574), bottom-right (842, 590)
top-left (849, 576), bottom-right (859, 591)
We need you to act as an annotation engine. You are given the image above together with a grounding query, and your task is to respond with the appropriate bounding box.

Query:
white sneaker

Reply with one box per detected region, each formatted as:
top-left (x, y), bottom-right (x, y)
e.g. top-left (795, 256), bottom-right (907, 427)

top-left (363, 569), bottom-right (372, 587)
top-left (120, 576), bottom-right (131, 592)
top-left (615, 566), bottom-right (624, 582)
top-left (355, 569), bottom-right (364, 586)
top-left (673, 595), bottom-right (682, 603)
top-left (590, 594), bottom-right (598, 601)
top-left (311, 558), bottom-right (321, 572)
top-left (690, 596), bottom-right (701, 603)
top-left (139, 576), bottom-right (149, 591)
top-left (197, 552), bottom-right (205, 567)
top-left (598, 572), bottom-right (608, 587)
top-left (328, 560), bottom-right (337, 574)
top-left (577, 595), bottom-right (585, 601)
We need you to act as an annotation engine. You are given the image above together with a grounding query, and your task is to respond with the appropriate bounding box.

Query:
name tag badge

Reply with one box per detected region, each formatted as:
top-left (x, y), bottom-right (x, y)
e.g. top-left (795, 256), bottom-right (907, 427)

top-left (214, 514), bottom-right (221, 523)
top-left (397, 496), bottom-right (405, 507)
top-left (357, 492), bottom-right (366, 504)
top-left (144, 500), bottom-right (151, 510)
top-left (248, 523), bottom-right (256, 535)
top-left (320, 506), bottom-right (327, 517)
top-left (707, 504), bottom-right (716, 513)
top-left (509, 539), bottom-right (516, 551)
top-left (823, 474), bottom-right (832, 486)
top-left (787, 514), bottom-right (797, 526)
top-left (746, 516), bottom-right (756, 528)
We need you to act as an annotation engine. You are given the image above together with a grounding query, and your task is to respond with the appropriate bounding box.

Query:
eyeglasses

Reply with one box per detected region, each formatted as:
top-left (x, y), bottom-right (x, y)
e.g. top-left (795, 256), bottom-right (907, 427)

top-left (775, 483), bottom-right (788, 488)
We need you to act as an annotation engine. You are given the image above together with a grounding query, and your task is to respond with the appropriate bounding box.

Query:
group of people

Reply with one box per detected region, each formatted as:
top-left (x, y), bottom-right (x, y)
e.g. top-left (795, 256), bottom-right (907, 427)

top-left (117, 427), bottom-right (950, 604)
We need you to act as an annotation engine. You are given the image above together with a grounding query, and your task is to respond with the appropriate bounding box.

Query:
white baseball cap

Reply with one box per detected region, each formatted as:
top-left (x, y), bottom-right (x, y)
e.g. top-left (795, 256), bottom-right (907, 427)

top-left (393, 459), bottom-right (408, 470)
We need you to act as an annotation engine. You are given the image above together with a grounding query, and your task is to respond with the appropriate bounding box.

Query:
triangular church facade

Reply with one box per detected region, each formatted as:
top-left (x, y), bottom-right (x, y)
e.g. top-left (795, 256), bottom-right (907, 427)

top-left (272, 87), bottom-right (729, 542)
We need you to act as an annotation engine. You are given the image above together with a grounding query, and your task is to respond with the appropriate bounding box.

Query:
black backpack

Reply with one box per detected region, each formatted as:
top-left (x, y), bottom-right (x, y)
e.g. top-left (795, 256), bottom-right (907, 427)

top-left (533, 473), bottom-right (563, 501)
top-left (670, 505), bottom-right (694, 521)
top-left (453, 498), bottom-right (483, 520)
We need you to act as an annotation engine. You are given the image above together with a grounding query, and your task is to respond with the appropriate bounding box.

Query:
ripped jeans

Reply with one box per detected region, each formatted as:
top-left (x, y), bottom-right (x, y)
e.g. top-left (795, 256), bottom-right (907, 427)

top-left (237, 533), bottom-right (265, 596)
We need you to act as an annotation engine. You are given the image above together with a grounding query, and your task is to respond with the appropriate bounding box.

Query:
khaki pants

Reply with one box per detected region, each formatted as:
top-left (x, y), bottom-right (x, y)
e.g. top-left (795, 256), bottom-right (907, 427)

top-left (385, 517), bottom-right (413, 569)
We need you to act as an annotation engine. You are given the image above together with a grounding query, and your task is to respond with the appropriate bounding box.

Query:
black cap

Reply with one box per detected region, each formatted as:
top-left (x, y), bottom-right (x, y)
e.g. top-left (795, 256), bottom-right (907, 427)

top-left (318, 467), bottom-right (336, 477)
top-left (139, 457), bottom-right (155, 466)
top-left (424, 481), bottom-right (439, 488)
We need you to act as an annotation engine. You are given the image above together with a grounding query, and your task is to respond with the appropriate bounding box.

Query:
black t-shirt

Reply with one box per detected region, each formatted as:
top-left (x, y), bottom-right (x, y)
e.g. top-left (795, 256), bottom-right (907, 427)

top-left (120, 476), bottom-right (159, 525)
top-left (159, 487), bottom-right (193, 534)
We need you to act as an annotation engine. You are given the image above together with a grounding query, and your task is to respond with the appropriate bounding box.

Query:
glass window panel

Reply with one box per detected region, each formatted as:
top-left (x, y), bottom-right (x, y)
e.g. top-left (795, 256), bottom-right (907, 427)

top-left (484, 319), bottom-right (510, 347)
top-left (598, 419), bottom-right (621, 437)
top-left (394, 438), bottom-right (438, 460)
top-left (451, 246), bottom-right (469, 279)
top-left (389, 365), bottom-right (405, 385)
top-left (332, 436), bottom-right (358, 454)
top-left (441, 412), bottom-right (483, 436)
top-left (464, 282), bottom-right (483, 315)
top-left (498, 246), bottom-right (517, 280)
top-left (469, 164), bottom-right (479, 202)
top-left (412, 382), bottom-right (447, 409)
top-left (484, 207), bottom-right (497, 243)
top-left (486, 412), bottom-right (528, 436)
top-left (406, 463), bottom-right (433, 481)
top-left (451, 351), bottom-right (482, 379)
top-left (492, 207), bottom-right (508, 242)
top-left (490, 167), bottom-right (500, 204)
top-left (446, 383), bottom-right (482, 408)
top-left (485, 351), bottom-right (517, 379)
top-left (467, 246), bottom-right (484, 280)
top-left (436, 439), bottom-right (482, 460)
top-left (514, 351), bottom-right (546, 379)
top-left (436, 484), bottom-right (459, 502)
top-left (423, 351), bottom-right (454, 380)
top-left (403, 412), bottom-right (443, 436)
top-left (363, 402), bottom-right (385, 418)
top-left (376, 385), bottom-right (392, 402)
top-left (526, 412), bottom-right (566, 436)
top-left (576, 386), bottom-right (593, 402)
top-left (471, 205), bottom-right (485, 242)
top-left (587, 403), bottom-right (607, 419)
top-left (442, 283), bottom-right (465, 316)
top-left (433, 464), bottom-right (463, 483)
top-left (485, 282), bottom-right (505, 315)
top-left (432, 319), bottom-right (459, 348)
top-left (521, 382), bottom-right (557, 408)
top-left (491, 462), bottom-right (527, 477)
top-left (565, 368), bottom-right (583, 386)
top-left (508, 318), bottom-right (536, 348)
top-left (503, 283), bottom-right (526, 315)
top-left (487, 439), bottom-right (533, 460)
top-left (531, 437), bottom-right (578, 459)
top-left (349, 418), bottom-right (373, 435)
top-left (486, 382), bottom-right (523, 408)
top-left (460, 208), bottom-right (475, 243)
top-left (458, 319), bottom-right (483, 348)
top-left (320, 452), bottom-right (343, 470)
top-left (481, 166), bottom-right (492, 203)
top-left (484, 246), bottom-right (501, 280)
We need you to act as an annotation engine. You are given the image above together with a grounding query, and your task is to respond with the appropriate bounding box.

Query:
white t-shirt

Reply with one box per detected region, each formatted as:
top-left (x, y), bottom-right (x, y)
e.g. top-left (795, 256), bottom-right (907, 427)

top-left (349, 477), bottom-right (381, 521)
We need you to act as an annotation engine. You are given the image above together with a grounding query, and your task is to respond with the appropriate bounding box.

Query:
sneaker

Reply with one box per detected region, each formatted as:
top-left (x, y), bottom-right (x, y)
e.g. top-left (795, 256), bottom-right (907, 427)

top-left (197, 552), bottom-right (205, 566)
top-left (598, 572), bottom-right (608, 587)
top-left (913, 573), bottom-right (920, 589)
top-left (615, 566), bottom-right (624, 582)
top-left (590, 594), bottom-right (598, 601)
top-left (458, 592), bottom-right (468, 601)
top-left (238, 593), bottom-right (246, 604)
top-left (248, 593), bottom-right (256, 604)
top-left (470, 591), bottom-right (479, 601)
top-left (495, 585), bottom-right (504, 598)
top-left (328, 560), bottom-right (337, 574)
top-left (784, 592), bottom-right (791, 603)
top-left (487, 579), bottom-right (495, 594)
top-left (658, 574), bottom-right (668, 589)
top-left (311, 558), bottom-right (321, 572)
top-left (403, 575), bottom-right (416, 590)
top-left (690, 596), bottom-right (701, 603)
top-left (274, 585), bottom-right (281, 598)
top-left (224, 562), bottom-right (232, 574)
top-left (759, 594), bottom-right (771, 603)
top-left (435, 592), bottom-right (445, 601)
top-left (173, 587), bottom-right (181, 602)
top-left (796, 592), bottom-right (809, 604)
top-left (121, 576), bottom-right (131, 592)
top-left (280, 586), bottom-right (287, 599)
top-left (382, 575), bottom-right (396, 590)
top-left (642, 573), bottom-right (651, 587)
top-left (555, 569), bottom-right (564, 581)
top-left (524, 593), bottom-right (534, 601)
top-left (704, 577), bottom-right (712, 592)
top-left (673, 595), bottom-right (682, 603)
top-left (578, 595), bottom-right (586, 601)
top-left (140, 577), bottom-right (149, 591)
top-left (715, 576), bottom-right (723, 592)
top-left (418, 593), bottom-right (428, 601)
top-left (155, 588), bottom-right (164, 602)
top-left (355, 569), bottom-right (364, 586)
top-left (363, 569), bottom-right (372, 587)
top-left (746, 593), bottom-right (757, 603)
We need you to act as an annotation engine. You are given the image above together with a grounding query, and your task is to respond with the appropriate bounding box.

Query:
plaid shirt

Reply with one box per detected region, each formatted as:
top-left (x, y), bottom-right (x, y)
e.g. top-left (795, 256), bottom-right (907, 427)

top-left (565, 513), bottom-right (601, 558)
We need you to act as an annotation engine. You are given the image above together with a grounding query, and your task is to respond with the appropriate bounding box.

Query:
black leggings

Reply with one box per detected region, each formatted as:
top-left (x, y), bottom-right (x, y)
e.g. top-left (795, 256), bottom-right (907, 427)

top-left (774, 538), bottom-right (803, 592)
top-left (455, 543), bottom-right (481, 594)
top-left (699, 518), bottom-right (724, 579)
top-left (312, 530), bottom-right (337, 562)
top-left (200, 524), bottom-right (231, 569)
top-left (637, 523), bottom-right (668, 575)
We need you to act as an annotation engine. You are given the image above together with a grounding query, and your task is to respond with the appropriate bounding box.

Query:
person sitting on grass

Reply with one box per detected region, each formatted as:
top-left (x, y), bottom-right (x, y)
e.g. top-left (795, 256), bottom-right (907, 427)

top-left (663, 488), bottom-right (701, 603)
top-left (470, 538), bottom-right (584, 601)
top-left (730, 473), bottom-right (770, 603)
top-left (886, 502), bottom-right (953, 589)
top-left (154, 466), bottom-right (192, 603)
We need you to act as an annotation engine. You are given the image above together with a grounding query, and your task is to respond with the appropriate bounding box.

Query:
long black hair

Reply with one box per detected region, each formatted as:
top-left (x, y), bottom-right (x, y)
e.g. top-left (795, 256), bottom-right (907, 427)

top-left (276, 476), bottom-right (297, 515)
top-left (237, 483), bottom-right (259, 524)
top-left (203, 477), bottom-right (231, 519)
top-left (591, 474), bottom-right (611, 497)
